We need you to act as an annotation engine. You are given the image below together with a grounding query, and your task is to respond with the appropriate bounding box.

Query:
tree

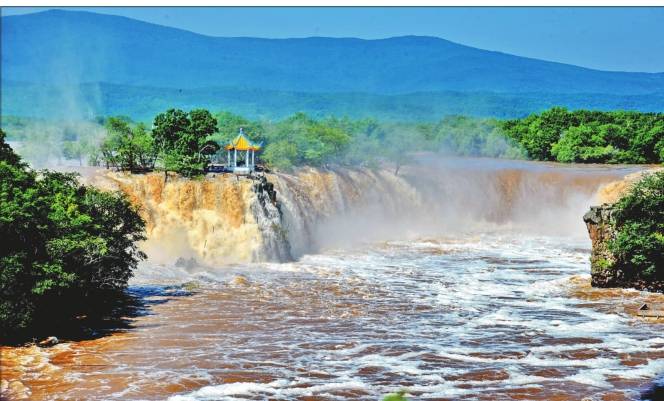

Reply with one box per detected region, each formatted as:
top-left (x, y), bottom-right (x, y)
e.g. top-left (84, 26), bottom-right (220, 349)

top-left (262, 141), bottom-right (298, 170)
top-left (261, 113), bottom-right (350, 168)
top-left (0, 129), bottom-right (21, 165)
top-left (502, 108), bottom-right (664, 164)
top-left (0, 133), bottom-right (146, 340)
top-left (610, 171), bottom-right (664, 281)
top-left (62, 141), bottom-right (85, 166)
top-left (152, 109), bottom-right (218, 177)
top-left (212, 111), bottom-right (265, 144)
top-left (100, 118), bottom-right (156, 172)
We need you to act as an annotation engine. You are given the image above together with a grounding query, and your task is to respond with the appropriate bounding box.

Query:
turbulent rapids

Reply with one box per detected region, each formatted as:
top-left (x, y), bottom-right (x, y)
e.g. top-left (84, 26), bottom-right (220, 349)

top-left (2, 158), bottom-right (664, 401)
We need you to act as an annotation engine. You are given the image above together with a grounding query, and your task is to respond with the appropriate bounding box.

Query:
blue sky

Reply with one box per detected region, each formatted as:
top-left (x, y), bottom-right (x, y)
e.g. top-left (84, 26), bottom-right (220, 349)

top-left (3, 7), bottom-right (664, 73)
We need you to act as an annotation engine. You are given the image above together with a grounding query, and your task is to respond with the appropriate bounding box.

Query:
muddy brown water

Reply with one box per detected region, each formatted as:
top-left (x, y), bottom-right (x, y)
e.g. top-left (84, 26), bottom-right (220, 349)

top-left (2, 160), bottom-right (663, 401)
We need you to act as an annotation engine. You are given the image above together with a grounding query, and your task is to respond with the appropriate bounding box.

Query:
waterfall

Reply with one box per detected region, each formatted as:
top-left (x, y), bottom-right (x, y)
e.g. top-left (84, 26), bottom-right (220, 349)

top-left (93, 172), bottom-right (272, 265)
top-left (88, 159), bottom-right (638, 265)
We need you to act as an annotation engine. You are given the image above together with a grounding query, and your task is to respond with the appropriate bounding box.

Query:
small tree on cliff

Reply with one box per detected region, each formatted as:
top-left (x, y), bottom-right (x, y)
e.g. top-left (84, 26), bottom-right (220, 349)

top-left (152, 108), bottom-right (218, 177)
top-left (0, 130), bottom-right (147, 341)
top-left (610, 171), bottom-right (664, 281)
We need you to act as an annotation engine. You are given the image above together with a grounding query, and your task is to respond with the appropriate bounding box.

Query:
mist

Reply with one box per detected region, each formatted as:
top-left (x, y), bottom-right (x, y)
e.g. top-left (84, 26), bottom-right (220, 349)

top-left (274, 158), bottom-right (641, 258)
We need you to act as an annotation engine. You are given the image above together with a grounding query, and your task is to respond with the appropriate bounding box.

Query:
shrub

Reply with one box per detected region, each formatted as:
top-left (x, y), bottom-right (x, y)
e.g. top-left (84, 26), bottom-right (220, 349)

top-left (610, 171), bottom-right (664, 280)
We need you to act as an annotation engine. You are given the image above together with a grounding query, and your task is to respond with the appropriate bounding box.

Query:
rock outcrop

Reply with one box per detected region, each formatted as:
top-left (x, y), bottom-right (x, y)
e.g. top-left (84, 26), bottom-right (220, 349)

top-left (583, 205), bottom-right (621, 288)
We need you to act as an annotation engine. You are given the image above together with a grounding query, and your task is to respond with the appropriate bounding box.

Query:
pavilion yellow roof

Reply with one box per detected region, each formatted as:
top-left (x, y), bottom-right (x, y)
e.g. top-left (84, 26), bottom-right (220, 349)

top-left (225, 133), bottom-right (262, 151)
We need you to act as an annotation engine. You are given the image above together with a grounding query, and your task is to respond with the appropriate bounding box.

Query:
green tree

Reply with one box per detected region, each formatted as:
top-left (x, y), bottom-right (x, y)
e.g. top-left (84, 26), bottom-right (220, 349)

top-left (101, 118), bottom-right (156, 172)
top-left (62, 141), bottom-right (85, 166)
top-left (262, 141), bottom-right (298, 170)
top-left (261, 113), bottom-right (350, 168)
top-left (212, 111), bottom-right (265, 144)
top-left (610, 171), bottom-right (664, 281)
top-left (152, 109), bottom-right (218, 177)
top-left (502, 108), bottom-right (664, 164)
top-left (0, 132), bottom-right (146, 340)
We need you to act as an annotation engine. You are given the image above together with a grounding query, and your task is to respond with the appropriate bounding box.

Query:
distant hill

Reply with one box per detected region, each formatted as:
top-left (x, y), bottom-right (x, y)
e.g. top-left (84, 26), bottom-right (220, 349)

top-left (2, 9), bottom-right (664, 121)
top-left (3, 10), bottom-right (664, 95)
top-left (4, 81), bottom-right (664, 122)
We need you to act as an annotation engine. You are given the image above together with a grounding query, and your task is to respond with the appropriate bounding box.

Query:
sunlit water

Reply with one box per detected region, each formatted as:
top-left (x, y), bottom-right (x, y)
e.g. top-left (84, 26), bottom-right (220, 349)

top-left (2, 160), bottom-right (663, 401)
top-left (4, 231), bottom-right (664, 401)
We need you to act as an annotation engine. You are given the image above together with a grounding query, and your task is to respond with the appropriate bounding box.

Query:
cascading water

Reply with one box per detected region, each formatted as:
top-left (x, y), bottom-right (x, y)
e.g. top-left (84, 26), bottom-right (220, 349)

top-left (3, 158), bottom-right (662, 401)
top-left (87, 171), bottom-right (292, 265)
top-left (78, 159), bottom-right (641, 265)
top-left (269, 158), bottom-right (641, 257)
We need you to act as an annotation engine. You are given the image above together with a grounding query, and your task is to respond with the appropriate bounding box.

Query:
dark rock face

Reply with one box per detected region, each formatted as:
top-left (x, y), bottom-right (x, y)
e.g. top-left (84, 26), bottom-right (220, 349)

top-left (583, 205), bottom-right (620, 288)
top-left (251, 175), bottom-right (292, 262)
top-left (583, 204), bottom-right (664, 293)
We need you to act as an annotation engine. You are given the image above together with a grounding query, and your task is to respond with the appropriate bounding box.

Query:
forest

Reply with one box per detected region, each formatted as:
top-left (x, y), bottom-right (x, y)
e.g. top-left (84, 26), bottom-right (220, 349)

top-left (1, 110), bottom-right (524, 175)
top-left (2, 108), bottom-right (662, 177)
top-left (502, 108), bottom-right (664, 164)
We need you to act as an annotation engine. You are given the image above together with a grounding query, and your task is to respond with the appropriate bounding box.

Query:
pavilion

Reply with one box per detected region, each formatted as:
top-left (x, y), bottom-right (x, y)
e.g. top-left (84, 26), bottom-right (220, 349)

top-left (225, 128), bottom-right (263, 174)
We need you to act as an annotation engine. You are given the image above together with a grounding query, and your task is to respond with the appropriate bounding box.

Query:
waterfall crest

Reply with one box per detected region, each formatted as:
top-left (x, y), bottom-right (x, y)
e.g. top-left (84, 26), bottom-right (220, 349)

top-left (88, 160), bottom-right (639, 265)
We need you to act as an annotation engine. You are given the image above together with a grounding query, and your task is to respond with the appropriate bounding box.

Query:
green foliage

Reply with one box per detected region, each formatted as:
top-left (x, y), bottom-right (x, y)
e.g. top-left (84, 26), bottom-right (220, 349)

top-left (207, 112), bottom-right (523, 171)
top-left (0, 116), bottom-right (107, 168)
top-left (262, 141), bottom-right (297, 170)
top-left (0, 129), bottom-right (22, 166)
top-left (100, 117), bottom-right (156, 172)
top-left (503, 108), bottom-right (664, 163)
top-left (152, 109), bottom-right (218, 176)
top-left (211, 111), bottom-right (265, 145)
top-left (610, 171), bottom-right (664, 280)
top-left (383, 390), bottom-right (409, 401)
top-left (595, 258), bottom-right (614, 271)
top-left (0, 133), bottom-right (146, 339)
top-left (260, 113), bottom-right (351, 169)
top-left (428, 115), bottom-right (525, 159)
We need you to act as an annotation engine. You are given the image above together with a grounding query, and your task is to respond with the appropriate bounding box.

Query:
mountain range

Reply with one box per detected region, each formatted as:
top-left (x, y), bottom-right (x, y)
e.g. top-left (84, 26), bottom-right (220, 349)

top-left (2, 9), bottom-right (663, 121)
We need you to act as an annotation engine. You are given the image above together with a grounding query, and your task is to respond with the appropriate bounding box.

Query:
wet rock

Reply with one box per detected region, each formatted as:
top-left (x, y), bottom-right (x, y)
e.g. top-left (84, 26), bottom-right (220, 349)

top-left (251, 175), bottom-right (293, 262)
top-left (182, 281), bottom-right (200, 291)
top-left (38, 336), bottom-right (58, 347)
top-left (175, 257), bottom-right (199, 269)
top-left (253, 174), bottom-right (277, 205)
top-left (230, 275), bottom-right (250, 287)
top-left (583, 204), bottom-right (620, 288)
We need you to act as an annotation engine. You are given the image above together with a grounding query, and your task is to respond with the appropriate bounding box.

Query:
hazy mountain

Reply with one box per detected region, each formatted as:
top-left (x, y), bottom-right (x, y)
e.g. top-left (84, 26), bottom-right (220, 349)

top-left (3, 9), bottom-right (664, 96)
top-left (4, 81), bottom-right (664, 122)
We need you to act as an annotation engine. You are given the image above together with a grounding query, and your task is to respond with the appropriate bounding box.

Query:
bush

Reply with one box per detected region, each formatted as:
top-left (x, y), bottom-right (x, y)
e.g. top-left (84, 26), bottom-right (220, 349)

top-left (0, 130), bottom-right (146, 340)
top-left (610, 171), bottom-right (664, 280)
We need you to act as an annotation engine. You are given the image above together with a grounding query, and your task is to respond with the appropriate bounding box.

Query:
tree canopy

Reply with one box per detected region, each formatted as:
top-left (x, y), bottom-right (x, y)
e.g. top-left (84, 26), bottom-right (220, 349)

top-left (610, 171), bottom-right (664, 281)
top-left (0, 129), bottom-right (146, 340)
top-left (502, 108), bottom-right (664, 164)
top-left (152, 109), bottom-right (218, 176)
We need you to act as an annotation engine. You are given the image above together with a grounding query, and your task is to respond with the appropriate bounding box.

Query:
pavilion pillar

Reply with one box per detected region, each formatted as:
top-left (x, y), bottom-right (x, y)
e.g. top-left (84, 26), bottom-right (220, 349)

top-left (234, 149), bottom-right (237, 167)
top-left (227, 150), bottom-right (230, 166)
top-left (246, 150), bottom-right (249, 167)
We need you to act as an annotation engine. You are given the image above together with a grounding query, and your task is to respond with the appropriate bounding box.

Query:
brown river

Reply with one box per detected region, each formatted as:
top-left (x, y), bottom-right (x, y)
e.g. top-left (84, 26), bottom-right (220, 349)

top-left (1, 159), bottom-right (663, 401)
